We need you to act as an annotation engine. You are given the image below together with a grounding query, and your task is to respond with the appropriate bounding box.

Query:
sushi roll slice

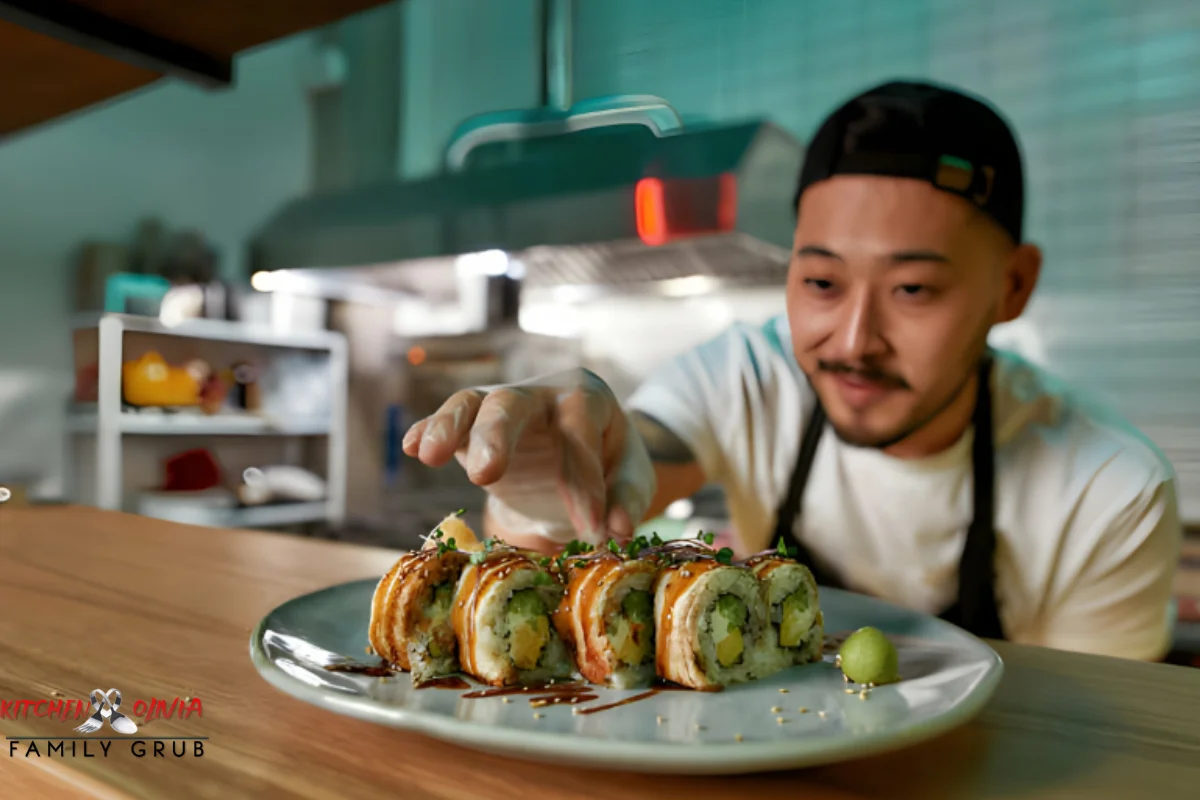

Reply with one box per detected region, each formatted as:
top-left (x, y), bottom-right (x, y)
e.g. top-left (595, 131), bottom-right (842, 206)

top-left (369, 543), bottom-right (469, 686)
top-left (551, 540), bottom-right (658, 689)
top-left (745, 542), bottom-right (824, 668)
top-left (651, 537), bottom-right (774, 690)
top-left (453, 541), bottom-right (574, 686)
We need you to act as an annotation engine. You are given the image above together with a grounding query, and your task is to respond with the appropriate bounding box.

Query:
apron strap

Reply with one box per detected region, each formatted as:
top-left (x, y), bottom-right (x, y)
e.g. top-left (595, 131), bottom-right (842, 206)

top-left (943, 357), bottom-right (1005, 639)
top-left (771, 396), bottom-right (844, 588)
top-left (773, 358), bottom-right (1006, 639)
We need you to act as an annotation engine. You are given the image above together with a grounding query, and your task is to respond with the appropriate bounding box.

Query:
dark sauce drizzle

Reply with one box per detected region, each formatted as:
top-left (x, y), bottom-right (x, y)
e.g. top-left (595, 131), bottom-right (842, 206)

top-left (324, 659), bottom-right (396, 677)
top-left (416, 676), bottom-right (471, 690)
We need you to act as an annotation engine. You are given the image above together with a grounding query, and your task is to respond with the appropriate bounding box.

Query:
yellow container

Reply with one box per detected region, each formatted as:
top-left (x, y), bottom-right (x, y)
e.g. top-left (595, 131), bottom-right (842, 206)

top-left (122, 352), bottom-right (200, 407)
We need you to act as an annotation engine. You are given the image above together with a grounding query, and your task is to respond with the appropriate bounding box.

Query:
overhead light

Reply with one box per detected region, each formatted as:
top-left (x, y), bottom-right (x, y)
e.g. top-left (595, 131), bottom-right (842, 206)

top-left (455, 249), bottom-right (509, 277)
top-left (251, 271), bottom-right (279, 292)
top-left (506, 258), bottom-right (527, 280)
top-left (665, 499), bottom-right (694, 520)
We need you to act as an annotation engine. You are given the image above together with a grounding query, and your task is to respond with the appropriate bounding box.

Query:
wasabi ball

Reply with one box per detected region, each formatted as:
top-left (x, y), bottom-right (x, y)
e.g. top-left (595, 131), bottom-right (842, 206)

top-left (838, 627), bottom-right (900, 685)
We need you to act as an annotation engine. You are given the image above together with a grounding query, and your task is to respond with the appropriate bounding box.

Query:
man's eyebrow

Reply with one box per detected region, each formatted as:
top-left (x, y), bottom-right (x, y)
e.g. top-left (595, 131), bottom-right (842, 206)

top-left (889, 249), bottom-right (950, 264)
top-left (796, 245), bottom-right (843, 260)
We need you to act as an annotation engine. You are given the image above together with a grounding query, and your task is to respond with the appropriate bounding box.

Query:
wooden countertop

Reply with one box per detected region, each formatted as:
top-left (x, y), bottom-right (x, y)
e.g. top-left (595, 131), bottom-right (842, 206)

top-left (1, 506), bottom-right (1198, 799)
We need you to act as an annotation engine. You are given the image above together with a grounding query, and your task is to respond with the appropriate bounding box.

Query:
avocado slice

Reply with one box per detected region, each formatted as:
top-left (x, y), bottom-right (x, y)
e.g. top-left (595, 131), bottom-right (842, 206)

top-left (507, 589), bottom-right (550, 670)
top-left (433, 582), bottom-right (453, 610)
top-left (779, 590), bottom-right (810, 648)
top-left (621, 589), bottom-right (653, 623)
top-left (715, 594), bottom-right (748, 629)
top-left (508, 588), bottom-right (548, 617)
top-left (711, 594), bottom-right (748, 668)
top-left (715, 628), bottom-right (745, 667)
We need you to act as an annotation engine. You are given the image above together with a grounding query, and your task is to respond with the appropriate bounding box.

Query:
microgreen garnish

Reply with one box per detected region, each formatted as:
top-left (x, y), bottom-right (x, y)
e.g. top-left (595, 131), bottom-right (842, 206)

top-left (698, 531), bottom-right (716, 546)
top-left (776, 537), bottom-right (791, 558)
top-left (455, 508), bottom-right (466, 517)
top-left (607, 539), bottom-right (621, 554)
top-left (469, 538), bottom-right (498, 565)
top-left (533, 571), bottom-right (553, 586)
top-left (437, 537), bottom-right (458, 556)
top-left (573, 560), bottom-right (588, 568)
top-left (537, 556), bottom-right (551, 568)
top-left (624, 535), bottom-right (650, 559)
top-left (555, 540), bottom-right (596, 570)
top-left (650, 532), bottom-right (664, 547)
top-left (715, 547), bottom-right (734, 565)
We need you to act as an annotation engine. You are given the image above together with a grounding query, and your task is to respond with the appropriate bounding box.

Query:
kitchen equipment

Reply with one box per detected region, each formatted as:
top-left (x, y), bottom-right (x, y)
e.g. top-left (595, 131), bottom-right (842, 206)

top-left (247, 0), bottom-right (802, 307)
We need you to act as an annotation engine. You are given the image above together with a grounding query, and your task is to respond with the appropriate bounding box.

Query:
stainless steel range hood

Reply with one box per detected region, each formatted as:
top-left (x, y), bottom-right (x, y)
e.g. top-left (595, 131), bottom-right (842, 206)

top-left (248, 0), bottom-right (803, 303)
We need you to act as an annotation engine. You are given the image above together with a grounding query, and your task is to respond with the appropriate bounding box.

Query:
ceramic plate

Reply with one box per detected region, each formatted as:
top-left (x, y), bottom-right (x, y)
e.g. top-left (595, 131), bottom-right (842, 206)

top-left (250, 579), bottom-right (1002, 774)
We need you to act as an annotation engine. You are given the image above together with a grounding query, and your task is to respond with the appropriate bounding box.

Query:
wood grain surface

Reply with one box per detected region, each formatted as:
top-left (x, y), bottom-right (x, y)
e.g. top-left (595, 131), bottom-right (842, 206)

top-left (1, 506), bottom-right (1198, 799)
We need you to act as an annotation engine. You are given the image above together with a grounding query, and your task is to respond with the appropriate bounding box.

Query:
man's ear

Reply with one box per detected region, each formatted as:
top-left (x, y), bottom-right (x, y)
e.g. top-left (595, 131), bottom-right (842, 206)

top-left (998, 243), bottom-right (1042, 323)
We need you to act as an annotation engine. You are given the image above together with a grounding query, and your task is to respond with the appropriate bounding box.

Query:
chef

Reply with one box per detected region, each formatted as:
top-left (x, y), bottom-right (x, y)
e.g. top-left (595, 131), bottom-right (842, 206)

top-left (403, 80), bottom-right (1181, 660)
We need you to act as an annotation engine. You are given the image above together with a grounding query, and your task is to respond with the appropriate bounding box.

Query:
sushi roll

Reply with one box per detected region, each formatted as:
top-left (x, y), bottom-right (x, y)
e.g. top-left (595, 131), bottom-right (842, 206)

top-left (745, 543), bottom-right (824, 668)
top-left (368, 544), bottom-right (469, 685)
top-left (651, 537), bottom-right (775, 690)
top-left (551, 541), bottom-right (658, 689)
top-left (453, 541), bottom-right (574, 686)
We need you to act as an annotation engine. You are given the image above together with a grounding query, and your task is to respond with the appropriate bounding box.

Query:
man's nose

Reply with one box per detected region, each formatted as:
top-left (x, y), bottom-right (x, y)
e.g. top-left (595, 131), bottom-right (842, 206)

top-left (831, 287), bottom-right (887, 361)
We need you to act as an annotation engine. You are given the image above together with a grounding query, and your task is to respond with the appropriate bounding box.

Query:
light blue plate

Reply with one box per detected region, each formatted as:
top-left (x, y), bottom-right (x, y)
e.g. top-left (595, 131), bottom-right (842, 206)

top-left (250, 580), bottom-right (1002, 774)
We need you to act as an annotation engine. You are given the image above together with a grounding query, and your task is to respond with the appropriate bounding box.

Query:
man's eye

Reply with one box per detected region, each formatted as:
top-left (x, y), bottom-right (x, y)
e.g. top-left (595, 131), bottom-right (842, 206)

top-left (897, 284), bottom-right (930, 298)
top-left (804, 278), bottom-right (835, 293)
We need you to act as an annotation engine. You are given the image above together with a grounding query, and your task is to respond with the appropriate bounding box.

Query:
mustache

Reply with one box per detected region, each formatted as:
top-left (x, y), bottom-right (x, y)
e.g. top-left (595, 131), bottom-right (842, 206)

top-left (817, 360), bottom-right (911, 390)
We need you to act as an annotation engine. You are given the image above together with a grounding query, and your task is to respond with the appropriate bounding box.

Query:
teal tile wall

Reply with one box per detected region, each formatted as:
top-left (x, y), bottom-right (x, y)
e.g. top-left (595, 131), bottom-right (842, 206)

top-left (567, 0), bottom-right (1200, 291)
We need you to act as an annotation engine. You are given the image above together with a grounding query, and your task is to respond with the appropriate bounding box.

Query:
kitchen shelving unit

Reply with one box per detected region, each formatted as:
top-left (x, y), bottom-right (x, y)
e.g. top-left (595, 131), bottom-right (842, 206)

top-left (68, 313), bottom-right (348, 529)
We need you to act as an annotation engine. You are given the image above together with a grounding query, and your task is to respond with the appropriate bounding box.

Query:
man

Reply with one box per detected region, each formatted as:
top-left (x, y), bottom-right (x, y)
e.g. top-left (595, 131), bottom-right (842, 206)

top-left (403, 80), bottom-right (1181, 660)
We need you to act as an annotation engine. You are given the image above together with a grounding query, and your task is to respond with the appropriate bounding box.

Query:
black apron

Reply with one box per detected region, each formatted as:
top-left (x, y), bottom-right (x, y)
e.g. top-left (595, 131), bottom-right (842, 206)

top-left (772, 358), bottom-right (1006, 640)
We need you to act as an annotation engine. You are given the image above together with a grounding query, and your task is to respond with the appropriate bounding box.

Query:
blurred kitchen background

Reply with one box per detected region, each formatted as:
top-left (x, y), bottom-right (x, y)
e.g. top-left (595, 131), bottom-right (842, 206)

top-left (1, 0), bottom-right (1198, 656)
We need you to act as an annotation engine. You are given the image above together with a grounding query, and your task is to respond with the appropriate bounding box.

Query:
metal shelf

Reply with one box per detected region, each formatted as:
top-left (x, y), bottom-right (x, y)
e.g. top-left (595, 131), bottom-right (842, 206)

top-left (70, 312), bottom-right (348, 528)
top-left (72, 311), bottom-right (344, 350)
top-left (68, 410), bottom-right (331, 436)
top-left (228, 501), bottom-right (329, 529)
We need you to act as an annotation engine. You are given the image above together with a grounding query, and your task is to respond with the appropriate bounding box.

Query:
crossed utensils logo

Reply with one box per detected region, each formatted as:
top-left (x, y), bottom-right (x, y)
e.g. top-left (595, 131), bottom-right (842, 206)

top-left (74, 689), bottom-right (139, 735)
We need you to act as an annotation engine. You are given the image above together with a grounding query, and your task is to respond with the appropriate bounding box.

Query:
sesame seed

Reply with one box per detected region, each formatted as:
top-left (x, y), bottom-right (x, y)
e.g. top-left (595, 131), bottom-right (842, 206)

top-left (859, 690), bottom-right (868, 701)
top-left (694, 723), bottom-right (704, 731)
top-left (572, 707), bottom-right (579, 715)
top-left (778, 688), bottom-right (788, 693)
top-left (734, 733), bottom-right (744, 742)
top-left (844, 688), bottom-right (856, 694)
top-left (534, 712), bottom-right (544, 719)
top-left (502, 697), bottom-right (511, 704)
top-left (771, 706), bottom-right (782, 713)
top-left (656, 715), bottom-right (665, 725)
top-left (818, 711), bottom-right (827, 719)
top-left (799, 707), bottom-right (809, 713)
top-left (776, 716), bottom-right (786, 725)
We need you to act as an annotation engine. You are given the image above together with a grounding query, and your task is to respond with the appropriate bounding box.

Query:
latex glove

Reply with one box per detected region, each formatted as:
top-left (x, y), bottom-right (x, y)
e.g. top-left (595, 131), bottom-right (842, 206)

top-left (402, 368), bottom-right (655, 546)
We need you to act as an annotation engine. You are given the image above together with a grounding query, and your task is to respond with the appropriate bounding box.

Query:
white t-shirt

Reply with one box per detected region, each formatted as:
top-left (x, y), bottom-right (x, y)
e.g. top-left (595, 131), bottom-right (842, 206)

top-left (628, 315), bottom-right (1182, 660)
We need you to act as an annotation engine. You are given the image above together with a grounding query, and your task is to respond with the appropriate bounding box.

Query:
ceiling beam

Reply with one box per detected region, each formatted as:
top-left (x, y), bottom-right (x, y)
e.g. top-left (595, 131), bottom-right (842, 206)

top-left (0, 0), bottom-right (232, 88)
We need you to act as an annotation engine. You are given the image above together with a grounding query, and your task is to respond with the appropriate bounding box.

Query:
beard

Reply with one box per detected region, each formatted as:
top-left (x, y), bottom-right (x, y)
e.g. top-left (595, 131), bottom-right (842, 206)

top-left (816, 313), bottom-right (995, 450)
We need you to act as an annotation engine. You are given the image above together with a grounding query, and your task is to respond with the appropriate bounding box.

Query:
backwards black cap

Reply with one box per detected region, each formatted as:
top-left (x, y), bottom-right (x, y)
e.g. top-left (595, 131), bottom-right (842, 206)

top-left (795, 80), bottom-right (1025, 242)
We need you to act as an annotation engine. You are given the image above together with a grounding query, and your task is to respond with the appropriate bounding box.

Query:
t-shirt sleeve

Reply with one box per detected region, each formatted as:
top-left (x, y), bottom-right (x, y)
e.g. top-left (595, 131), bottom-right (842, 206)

top-left (624, 326), bottom-right (746, 483)
top-left (1026, 467), bottom-right (1182, 661)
